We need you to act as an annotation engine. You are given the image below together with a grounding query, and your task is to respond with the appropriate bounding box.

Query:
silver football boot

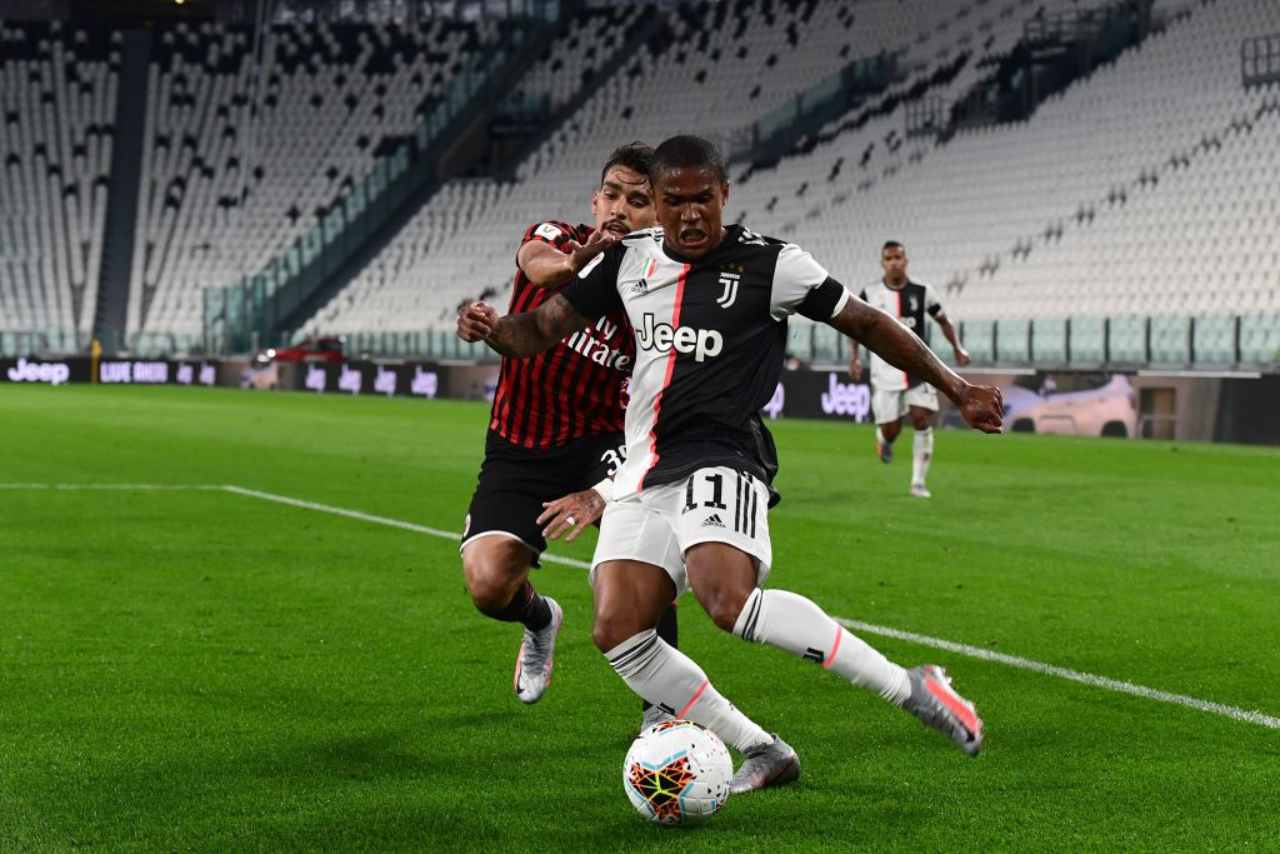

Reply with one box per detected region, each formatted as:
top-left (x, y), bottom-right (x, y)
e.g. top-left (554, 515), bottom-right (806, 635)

top-left (903, 664), bottom-right (984, 756)
top-left (513, 598), bottom-right (564, 704)
top-left (729, 734), bottom-right (801, 795)
top-left (639, 704), bottom-right (674, 734)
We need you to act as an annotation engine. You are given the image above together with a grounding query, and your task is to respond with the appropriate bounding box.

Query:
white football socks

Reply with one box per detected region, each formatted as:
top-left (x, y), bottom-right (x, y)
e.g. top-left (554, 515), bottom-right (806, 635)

top-left (732, 588), bottom-right (911, 705)
top-left (876, 425), bottom-right (891, 449)
top-left (605, 629), bottom-right (772, 752)
top-left (912, 427), bottom-right (933, 487)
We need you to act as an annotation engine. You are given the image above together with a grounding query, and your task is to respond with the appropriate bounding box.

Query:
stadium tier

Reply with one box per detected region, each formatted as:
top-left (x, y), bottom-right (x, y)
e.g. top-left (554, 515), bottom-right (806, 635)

top-left (0, 0), bottom-right (1277, 372)
top-left (0, 21), bottom-right (117, 342)
top-left (129, 16), bottom-right (500, 339)
top-left (306, 0), bottom-right (902, 336)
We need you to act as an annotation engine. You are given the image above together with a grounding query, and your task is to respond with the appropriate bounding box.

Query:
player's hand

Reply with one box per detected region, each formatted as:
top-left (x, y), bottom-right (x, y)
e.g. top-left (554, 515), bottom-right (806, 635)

top-left (954, 347), bottom-right (972, 367)
top-left (848, 356), bottom-right (862, 380)
top-left (957, 383), bottom-right (1004, 434)
top-left (457, 302), bottom-right (498, 342)
top-left (537, 488), bottom-right (606, 543)
top-left (565, 229), bottom-right (619, 273)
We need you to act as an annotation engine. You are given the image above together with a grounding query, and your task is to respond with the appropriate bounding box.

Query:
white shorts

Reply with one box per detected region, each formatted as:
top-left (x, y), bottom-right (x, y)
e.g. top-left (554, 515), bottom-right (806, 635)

top-left (874, 383), bottom-right (939, 424)
top-left (590, 466), bottom-right (773, 597)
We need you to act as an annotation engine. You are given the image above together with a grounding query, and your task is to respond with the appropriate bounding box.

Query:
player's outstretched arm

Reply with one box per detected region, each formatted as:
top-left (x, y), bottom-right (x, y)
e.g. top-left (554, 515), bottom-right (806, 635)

top-left (828, 298), bottom-right (1003, 433)
top-left (518, 231), bottom-right (619, 288)
top-left (456, 294), bottom-right (590, 357)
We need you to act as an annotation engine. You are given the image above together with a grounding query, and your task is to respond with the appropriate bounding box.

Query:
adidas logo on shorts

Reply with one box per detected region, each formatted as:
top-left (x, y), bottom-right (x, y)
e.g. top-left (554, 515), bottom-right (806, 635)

top-left (702, 514), bottom-right (726, 528)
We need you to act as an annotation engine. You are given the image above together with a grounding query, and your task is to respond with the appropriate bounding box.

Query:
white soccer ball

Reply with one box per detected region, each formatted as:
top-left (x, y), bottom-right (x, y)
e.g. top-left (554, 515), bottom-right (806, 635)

top-left (622, 719), bottom-right (733, 825)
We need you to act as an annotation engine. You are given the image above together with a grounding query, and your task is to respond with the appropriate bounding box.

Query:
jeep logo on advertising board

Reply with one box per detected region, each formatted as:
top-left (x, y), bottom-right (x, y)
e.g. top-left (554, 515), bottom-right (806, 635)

top-left (304, 364), bottom-right (326, 392)
top-left (6, 357), bottom-right (71, 385)
top-left (820, 372), bottom-right (871, 421)
top-left (374, 365), bottom-right (397, 397)
top-left (410, 366), bottom-right (438, 398)
top-left (763, 382), bottom-right (784, 420)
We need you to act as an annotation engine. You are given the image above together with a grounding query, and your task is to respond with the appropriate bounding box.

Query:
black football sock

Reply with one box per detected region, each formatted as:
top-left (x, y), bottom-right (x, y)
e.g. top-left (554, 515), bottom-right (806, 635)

top-left (482, 580), bottom-right (552, 631)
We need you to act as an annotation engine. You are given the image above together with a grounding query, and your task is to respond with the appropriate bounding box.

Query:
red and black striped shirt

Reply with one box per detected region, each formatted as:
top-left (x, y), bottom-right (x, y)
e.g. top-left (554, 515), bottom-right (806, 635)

top-left (489, 221), bottom-right (636, 449)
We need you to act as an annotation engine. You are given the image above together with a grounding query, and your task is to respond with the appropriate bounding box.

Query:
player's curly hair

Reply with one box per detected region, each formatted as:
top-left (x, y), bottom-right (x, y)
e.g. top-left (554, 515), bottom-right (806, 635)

top-left (651, 135), bottom-right (727, 184)
top-left (601, 142), bottom-right (656, 186)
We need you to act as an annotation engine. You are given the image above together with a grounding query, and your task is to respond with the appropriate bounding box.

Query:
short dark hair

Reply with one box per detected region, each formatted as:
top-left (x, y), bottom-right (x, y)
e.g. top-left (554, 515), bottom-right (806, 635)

top-left (651, 134), bottom-right (728, 185)
top-left (882, 240), bottom-right (905, 253)
top-left (600, 142), bottom-right (655, 186)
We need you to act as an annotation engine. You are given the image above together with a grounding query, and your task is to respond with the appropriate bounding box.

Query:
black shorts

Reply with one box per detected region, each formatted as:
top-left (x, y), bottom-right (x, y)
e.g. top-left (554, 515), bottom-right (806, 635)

top-left (462, 430), bottom-right (626, 565)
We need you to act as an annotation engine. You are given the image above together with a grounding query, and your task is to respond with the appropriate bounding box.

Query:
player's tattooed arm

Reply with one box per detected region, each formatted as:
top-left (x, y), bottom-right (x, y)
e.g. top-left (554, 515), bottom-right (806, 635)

top-left (456, 294), bottom-right (590, 357)
top-left (828, 298), bottom-right (1003, 433)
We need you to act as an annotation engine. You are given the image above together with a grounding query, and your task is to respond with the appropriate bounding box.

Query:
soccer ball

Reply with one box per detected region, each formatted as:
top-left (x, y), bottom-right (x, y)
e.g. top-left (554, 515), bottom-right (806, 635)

top-left (622, 719), bottom-right (733, 825)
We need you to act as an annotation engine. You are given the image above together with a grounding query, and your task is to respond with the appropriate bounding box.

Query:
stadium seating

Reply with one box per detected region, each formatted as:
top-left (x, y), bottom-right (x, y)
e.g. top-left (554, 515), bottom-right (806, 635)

top-left (306, 0), bottom-right (976, 336)
top-left (0, 21), bottom-right (116, 341)
top-left (742, 0), bottom-right (1280, 367)
top-left (2, 0), bottom-right (1278, 373)
top-left (127, 17), bottom-right (501, 338)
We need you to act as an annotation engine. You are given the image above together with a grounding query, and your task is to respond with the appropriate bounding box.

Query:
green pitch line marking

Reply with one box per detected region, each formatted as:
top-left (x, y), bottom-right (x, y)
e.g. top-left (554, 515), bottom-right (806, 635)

top-left (9, 482), bottom-right (1279, 731)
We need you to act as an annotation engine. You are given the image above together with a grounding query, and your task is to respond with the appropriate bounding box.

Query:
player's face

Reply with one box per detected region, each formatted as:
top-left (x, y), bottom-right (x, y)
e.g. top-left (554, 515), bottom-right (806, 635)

top-left (592, 166), bottom-right (655, 236)
top-left (655, 166), bottom-right (729, 258)
top-left (882, 245), bottom-right (908, 284)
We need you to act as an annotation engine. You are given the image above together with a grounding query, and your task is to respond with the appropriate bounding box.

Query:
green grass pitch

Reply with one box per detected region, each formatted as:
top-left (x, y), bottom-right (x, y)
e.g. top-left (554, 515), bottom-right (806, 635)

top-left (2, 385), bottom-right (1278, 852)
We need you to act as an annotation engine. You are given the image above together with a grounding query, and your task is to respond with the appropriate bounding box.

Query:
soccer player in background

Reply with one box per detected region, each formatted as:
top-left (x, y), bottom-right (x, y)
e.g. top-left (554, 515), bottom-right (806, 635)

top-left (850, 241), bottom-right (971, 498)
top-left (459, 136), bottom-right (1003, 792)
top-left (457, 143), bottom-right (678, 726)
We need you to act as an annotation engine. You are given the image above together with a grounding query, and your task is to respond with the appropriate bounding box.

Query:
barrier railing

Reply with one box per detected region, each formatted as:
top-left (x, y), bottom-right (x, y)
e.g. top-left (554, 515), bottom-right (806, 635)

top-left (288, 312), bottom-right (1280, 372)
top-left (10, 311), bottom-right (1278, 372)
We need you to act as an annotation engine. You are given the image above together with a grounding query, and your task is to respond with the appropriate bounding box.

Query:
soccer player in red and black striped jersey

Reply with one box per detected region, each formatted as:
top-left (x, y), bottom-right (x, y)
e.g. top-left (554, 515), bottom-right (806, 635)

top-left (457, 143), bottom-right (677, 721)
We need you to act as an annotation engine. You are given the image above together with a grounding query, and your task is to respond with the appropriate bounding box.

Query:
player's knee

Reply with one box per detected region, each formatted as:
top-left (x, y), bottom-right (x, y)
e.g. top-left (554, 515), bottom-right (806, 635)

top-left (466, 573), bottom-right (510, 615)
top-left (462, 548), bottom-right (520, 614)
top-left (689, 583), bottom-right (750, 633)
top-left (592, 611), bottom-right (639, 653)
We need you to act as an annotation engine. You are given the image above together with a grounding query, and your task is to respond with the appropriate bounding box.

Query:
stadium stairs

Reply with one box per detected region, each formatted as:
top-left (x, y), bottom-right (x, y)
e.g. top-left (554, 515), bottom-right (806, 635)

top-left (487, 8), bottom-right (669, 184)
top-left (944, 0), bottom-right (1158, 137)
top-left (92, 29), bottom-right (151, 353)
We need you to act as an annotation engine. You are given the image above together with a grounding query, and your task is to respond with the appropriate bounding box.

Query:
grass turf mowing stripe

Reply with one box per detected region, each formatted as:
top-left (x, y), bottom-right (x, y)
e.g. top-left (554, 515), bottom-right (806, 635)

top-left (8, 480), bottom-right (1278, 731)
top-left (0, 483), bottom-right (225, 490)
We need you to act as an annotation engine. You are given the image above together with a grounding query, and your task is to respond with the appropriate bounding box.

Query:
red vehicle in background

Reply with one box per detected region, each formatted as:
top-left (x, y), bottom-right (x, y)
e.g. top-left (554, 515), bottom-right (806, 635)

top-left (255, 336), bottom-right (344, 365)
top-left (245, 337), bottom-right (344, 390)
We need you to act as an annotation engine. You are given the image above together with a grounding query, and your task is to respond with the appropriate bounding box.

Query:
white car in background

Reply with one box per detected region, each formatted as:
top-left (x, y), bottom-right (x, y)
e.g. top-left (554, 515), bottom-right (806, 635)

top-left (1001, 373), bottom-right (1137, 438)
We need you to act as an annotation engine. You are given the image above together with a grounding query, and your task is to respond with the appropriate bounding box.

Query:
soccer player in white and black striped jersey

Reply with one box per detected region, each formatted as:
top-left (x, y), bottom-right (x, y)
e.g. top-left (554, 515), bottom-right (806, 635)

top-left (851, 241), bottom-right (970, 497)
top-left (461, 136), bottom-right (1004, 793)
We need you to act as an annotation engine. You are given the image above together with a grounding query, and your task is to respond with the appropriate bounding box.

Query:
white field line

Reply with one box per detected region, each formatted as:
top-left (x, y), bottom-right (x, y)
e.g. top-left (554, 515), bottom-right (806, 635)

top-left (10, 483), bottom-right (1277, 730)
top-left (223, 486), bottom-right (1280, 731)
top-left (835, 619), bottom-right (1280, 730)
top-left (220, 484), bottom-right (594, 569)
